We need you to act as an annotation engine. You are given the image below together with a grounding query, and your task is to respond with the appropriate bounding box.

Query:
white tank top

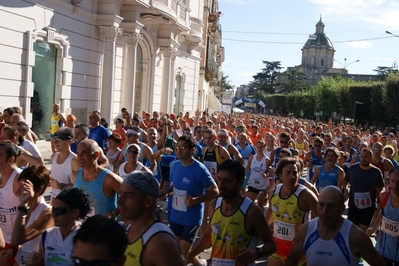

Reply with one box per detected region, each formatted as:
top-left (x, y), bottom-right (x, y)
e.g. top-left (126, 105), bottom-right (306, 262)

top-left (17, 197), bottom-right (51, 265)
top-left (41, 222), bottom-right (81, 265)
top-left (249, 154), bottom-right (269, 189)
top-left (304, 218), bottom-right (359, 266)
top-left (117, 162), bottom-right (144, 180)
top-left (50, 152), bottom-right (75, 202)
top-left (0, 168), bottom-right (22, 243)
top-left (51, 153), bottom-right (75, 184)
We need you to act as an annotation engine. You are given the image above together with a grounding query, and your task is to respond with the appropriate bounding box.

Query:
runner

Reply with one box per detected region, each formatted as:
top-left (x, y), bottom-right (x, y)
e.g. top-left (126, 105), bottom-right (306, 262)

top-left (286, 186), bottom-right (385, 266)
top-left (185, 160), bottom-right (277, 266)
top-left (266, 157), bottom-right (318, 266)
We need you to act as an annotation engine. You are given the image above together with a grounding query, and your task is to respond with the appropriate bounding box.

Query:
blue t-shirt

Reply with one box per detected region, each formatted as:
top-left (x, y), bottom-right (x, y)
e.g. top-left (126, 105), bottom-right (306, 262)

top-left (169, 160), bottom-right (215, 226)
top-left (89, 125), bottom-right (111, 150)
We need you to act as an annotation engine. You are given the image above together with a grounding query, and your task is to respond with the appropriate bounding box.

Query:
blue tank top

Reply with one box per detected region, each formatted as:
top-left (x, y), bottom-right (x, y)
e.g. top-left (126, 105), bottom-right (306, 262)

top-left (317, 165), bottom-right (339, 191)
top-left (376, 192), bottom-right (399, 261)
top-left (74, 169), bottom-right (117, 215)
top-left (309, 150), bottom-right (324, 179)
top-left (341, 147), bottom-right (356, 167)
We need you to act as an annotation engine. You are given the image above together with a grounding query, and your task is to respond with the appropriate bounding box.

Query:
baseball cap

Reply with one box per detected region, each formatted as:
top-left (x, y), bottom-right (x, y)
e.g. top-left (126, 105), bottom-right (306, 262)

top-left (123, 172), bottom-right (160, 197)
top-left (126, 143), bottom-right (141, 153)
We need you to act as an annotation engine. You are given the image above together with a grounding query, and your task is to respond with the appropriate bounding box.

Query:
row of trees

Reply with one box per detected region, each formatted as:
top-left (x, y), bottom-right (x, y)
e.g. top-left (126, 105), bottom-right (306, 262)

top-left (253, 73), bottom-right (399, 126)
top-left (220, 61), bottom-right (399, 126)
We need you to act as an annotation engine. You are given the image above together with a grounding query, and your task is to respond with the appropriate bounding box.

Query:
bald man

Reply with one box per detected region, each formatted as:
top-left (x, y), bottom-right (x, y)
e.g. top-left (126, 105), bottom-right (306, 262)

top-left (73, 139), bottom-right (123, 218)
top-left (286, 186), bottom-right (385, 266)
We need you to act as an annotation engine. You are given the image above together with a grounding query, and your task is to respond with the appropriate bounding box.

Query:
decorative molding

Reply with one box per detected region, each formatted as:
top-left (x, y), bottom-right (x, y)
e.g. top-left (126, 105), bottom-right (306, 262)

top-left (123, 32), bottom-right (143, 46)
top-left (71, 0), bottom-right (83, 12)
top-left (100, 26), bottom-right (121, 41)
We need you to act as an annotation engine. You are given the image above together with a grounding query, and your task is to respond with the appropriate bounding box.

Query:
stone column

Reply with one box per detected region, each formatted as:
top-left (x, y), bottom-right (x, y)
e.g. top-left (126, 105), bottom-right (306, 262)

top-left (160, 47), bottom-right (172, 112)
top-left (169, 48), bottom-right (178, 112)
top-left (99, 26), bottom-right (119, 123)
top-left (121, 32), bottom-right (141, 114)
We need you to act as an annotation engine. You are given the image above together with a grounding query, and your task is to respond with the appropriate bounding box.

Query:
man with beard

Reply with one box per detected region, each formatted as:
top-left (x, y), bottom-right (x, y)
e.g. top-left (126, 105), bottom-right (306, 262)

top-left (286, 186), bottom-right (385, 266)
top-left (343, 147), bottom-right (384, 231)
top-left (118, 172), bottom-right (185, 266)
top-left (161, 135), bottom-right (219, 266)
top-left (185, 160), bottom-right (277, 266)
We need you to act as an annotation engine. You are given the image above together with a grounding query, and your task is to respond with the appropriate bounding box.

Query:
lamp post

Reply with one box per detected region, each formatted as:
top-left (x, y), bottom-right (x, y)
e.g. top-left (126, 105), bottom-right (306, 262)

top-left (333, 58), bottom-right (360, 73)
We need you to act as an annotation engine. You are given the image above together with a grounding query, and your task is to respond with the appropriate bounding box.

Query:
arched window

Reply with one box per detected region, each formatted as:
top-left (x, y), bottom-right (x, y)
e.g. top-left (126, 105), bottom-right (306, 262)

top-left (174, 75), bottom-right (182, 114)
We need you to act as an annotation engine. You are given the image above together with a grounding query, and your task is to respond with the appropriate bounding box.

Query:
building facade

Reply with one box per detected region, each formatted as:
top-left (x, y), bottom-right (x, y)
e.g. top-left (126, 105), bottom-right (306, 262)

top-left (0, 0), bottom-right (223, 139)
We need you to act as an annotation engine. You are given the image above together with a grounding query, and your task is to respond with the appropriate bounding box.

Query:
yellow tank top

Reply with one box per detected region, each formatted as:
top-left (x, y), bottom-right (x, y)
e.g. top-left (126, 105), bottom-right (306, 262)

top-left (124, 221), bottom-right (175, 265)
top-left (394, 152), bottom-right (399, 162)
top-left (210, 197), bottom-right (256, 266)
top-left (295, 141), bottom-right (305, 151)
top-left (50, 113), bottom-right (61, 134)
top-left (271, 184), bottom-right (309, 257)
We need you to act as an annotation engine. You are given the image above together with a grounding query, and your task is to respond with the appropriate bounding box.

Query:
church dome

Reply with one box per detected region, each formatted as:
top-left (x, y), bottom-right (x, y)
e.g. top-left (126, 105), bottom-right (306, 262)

top-left (304, 34), bottom-right (333, 48)
top-left (303, 17), bottom-right (334, 49)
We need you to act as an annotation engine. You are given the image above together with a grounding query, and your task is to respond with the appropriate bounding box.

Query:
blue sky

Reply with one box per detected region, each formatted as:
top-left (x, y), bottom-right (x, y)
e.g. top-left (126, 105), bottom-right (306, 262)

top-left (219, 0), bottom-right (399, 87)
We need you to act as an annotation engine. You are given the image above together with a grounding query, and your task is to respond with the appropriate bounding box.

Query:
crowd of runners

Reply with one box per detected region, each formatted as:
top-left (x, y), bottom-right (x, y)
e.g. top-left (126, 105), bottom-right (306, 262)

top-left (0, 105), bottom-right (397, 265)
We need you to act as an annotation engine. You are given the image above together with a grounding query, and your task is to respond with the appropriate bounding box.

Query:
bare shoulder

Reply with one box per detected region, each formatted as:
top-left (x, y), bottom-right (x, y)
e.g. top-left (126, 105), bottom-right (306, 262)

top-left (105, 169), bottom-right (123, 183)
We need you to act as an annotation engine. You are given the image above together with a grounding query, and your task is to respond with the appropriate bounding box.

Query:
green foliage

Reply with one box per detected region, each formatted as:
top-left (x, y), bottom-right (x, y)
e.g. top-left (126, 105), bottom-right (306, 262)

top-left (385, 73), bottom-right (399, 124)
top-left (221, 72), bottom-right (235, 91)
top-left (278, 70), bottom-right (310, 93)
top-left (250, 61), bottom-right (283, 94)
top-left (370, 82), bottom-right (386, 124)
top-left (251, 73), bottom-right (399, 125)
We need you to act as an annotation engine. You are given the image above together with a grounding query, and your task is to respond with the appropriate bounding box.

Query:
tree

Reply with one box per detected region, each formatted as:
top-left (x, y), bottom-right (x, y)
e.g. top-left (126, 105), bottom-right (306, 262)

top-left (220, 72), bottom-right (234, 91)
top-left (250, 61), bottom-right (283, 94)
top-left (373, 66), bottom-right (394, 81)
top-left (278, 70), bottom-right (310, 93)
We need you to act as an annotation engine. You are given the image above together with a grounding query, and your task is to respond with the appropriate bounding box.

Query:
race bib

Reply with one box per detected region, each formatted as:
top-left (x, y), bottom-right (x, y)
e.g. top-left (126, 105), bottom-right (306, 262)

top-left (0, 208), bottom-right (11, 228)
top-left (172, 188), bottom-right (187, 212)
top-left (51, 119), bottom-right (58, 126)
top-left (212, 258), bottom-right (235, 266)
top-left (204, 161), bottom-right (217, 175)
top-left (354, 192), bottom-right (372, 209)
top-left (18, 248), bottom-right (30, 266)
top-left (274, 220), bottom-right (295, 241)
top-left (251, 177), bottom-right (263, 188)
top-left (381, 216), bottom-right (399, 237)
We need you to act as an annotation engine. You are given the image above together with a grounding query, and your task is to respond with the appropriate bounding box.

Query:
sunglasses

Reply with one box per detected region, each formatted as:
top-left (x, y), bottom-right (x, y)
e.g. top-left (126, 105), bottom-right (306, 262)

top-left (314, 144), bottom-right (322, 148)
top-left (127, 150), bottom-right (139, 155)
top-left (52, 207), bottom-right (68, 216)
top-left (71, 255), bottom-right (118, 266)
top-left (126, 134), bottom-right (137, 137)
top-left (176, 146), bottom-right (188, 150)
top-left (280, 140), bottom-right (289, 144)
top-left (52, 137), bottom-right (64, 143)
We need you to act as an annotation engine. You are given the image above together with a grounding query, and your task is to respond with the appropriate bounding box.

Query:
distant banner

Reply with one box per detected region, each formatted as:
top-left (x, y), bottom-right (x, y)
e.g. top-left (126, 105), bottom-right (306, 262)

top-left (244, 102), bottom-right (257, 108)
top-left (258, 101), bottom-right (266, 108)
top-left (234, 99), bottom-right (243, 105)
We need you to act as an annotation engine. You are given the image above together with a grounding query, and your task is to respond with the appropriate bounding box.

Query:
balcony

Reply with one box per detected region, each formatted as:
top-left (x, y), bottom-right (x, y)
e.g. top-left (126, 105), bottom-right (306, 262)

top-left (208, 12), bottom-right (221, 23)
top-left (185, 17), bottom-right (202, 43)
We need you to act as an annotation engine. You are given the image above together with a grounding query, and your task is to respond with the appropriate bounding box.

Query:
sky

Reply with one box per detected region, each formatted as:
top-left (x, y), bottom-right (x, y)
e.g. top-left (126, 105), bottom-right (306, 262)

top-left (219, 0), bottom-right (399, 88)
